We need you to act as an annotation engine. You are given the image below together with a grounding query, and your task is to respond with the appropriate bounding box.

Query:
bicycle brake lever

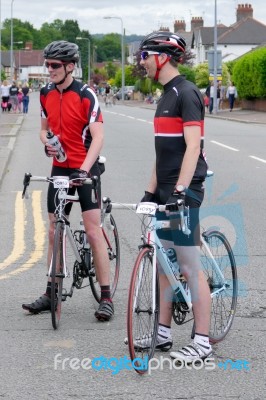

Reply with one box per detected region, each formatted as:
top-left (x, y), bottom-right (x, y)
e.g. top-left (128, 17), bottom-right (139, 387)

top-left (179, 204), bottom-right (191, 236)
top-left (22, 173), bottom-right (32, 199)
top-left (91, 176), bottom-right (98, 203)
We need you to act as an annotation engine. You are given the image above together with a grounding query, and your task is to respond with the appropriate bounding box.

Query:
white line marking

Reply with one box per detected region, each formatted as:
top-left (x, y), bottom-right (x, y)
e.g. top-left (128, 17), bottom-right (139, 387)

top-left (210, 140), bottom-right (239, 152)
top-left (249, 155), bottom-right (266, 163)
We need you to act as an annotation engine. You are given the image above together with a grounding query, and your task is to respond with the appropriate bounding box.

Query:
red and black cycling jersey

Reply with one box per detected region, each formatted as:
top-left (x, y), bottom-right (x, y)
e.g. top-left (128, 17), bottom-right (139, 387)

top-left (154, 75), bottom-right (207, 185)
top-left (40, 79), bottom-right (103, 169)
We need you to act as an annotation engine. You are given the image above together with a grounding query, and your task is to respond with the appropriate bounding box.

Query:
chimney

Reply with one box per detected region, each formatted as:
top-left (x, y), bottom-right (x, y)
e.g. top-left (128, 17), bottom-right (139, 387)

top-left (174, 20), bottom-right (186, 32)
top-left (25, 41), bottom-right (33, 50)
top-left (159, 26), bottom-right (170, 32)
top-left (236, 4), bottom-right (253, 21)
top-left (191, 17), bottom-right (204, 31)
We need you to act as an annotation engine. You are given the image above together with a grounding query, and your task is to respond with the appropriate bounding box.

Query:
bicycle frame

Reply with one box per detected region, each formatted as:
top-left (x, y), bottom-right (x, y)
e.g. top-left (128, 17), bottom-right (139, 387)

top-left (110, 200), bottom-right (230, 313)
top-left (138, 212), bottom-right (193, 313)
top-left (47, 219), bottom-right (83, 283)
top-left (200, 233), bottom-right (229, 298)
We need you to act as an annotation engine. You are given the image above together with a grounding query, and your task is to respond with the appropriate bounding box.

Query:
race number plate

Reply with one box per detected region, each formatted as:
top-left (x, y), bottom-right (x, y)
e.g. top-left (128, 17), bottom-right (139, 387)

top-left (136, 202), bottom-right (157, 215)
top-left (53, 176), bottom-right (69, 189)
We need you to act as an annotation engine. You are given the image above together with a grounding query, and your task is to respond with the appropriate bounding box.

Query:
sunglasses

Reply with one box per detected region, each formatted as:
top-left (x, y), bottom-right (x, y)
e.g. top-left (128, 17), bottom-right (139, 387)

top-left (45, 61), bottom-right (67, 69)
top-left (140, 51), bottom-right (160, 60)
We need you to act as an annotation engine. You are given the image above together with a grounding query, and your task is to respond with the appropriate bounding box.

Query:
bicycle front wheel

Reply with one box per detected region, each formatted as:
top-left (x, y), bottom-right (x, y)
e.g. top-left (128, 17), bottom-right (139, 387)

top-left (127, 247), bottom-right (159, 374)
top-left (89, 214), bottom-right (120, 302)
top-left (201, 230), bottom-right (238, 343)
top-left (51, 222), bottom-right (65, 330)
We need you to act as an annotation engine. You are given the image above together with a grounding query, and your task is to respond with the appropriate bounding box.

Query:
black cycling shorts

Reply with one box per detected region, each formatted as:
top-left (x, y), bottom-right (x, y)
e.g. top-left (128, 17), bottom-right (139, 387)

top-left (154, 181), bottom-right (204, 246)
top-left (47, 166), bottom-right (101, 215)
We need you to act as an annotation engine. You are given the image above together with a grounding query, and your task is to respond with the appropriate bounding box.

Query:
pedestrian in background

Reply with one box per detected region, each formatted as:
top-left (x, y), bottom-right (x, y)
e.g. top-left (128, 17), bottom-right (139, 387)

top-left (1, 80), bottom-right (11, 104)
top-left (9, 81), bottom-right (19, 113)
top-left (17, 85), bottom-right (23, 113)
top-left (208, 81), bottom-right (214, 114)
top-left (226, 81), bottom-right (238, 111)
top-left (22, 82), bottom-right (30, 114)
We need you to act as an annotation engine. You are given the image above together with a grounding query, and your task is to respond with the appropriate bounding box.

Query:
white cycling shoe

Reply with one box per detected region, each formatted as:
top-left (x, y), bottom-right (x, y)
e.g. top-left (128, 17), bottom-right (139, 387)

top-left (170, 341), bottom-right (212, 363)
top-left (124, 335), bottom-right (173, 352)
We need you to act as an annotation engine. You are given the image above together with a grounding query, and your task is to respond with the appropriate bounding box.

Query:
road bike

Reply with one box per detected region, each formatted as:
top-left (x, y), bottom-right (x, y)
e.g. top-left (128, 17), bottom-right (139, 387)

top-left (105, 197), bottom-right (238, 374)
top-left (22, 173), bottom-right (120, 329)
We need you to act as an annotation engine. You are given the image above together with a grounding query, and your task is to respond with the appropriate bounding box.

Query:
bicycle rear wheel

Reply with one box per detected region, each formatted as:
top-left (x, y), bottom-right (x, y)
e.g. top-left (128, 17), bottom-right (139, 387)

top-left (200, 230), bottom-right (238, 343)
top-left (127, 247), bottom-right (159, 374)
top-left (51, 222), bottom-right (65, 330)
top-left (89, 214), bottom-right (120, 302)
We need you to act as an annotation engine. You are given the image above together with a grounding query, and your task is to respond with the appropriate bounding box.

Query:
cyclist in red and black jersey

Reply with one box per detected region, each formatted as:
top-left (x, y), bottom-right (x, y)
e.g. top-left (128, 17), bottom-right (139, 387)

top-left (22, 41), bottom-right (114, 321)
top-left (138, 31), bottom-right (212, 362)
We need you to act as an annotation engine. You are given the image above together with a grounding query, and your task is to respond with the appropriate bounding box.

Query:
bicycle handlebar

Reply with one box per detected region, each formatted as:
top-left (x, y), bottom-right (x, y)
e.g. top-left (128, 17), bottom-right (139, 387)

top-left (102, 197), bottom-right (191, 235)
top-left (22, 173), bottom-right (98, 201)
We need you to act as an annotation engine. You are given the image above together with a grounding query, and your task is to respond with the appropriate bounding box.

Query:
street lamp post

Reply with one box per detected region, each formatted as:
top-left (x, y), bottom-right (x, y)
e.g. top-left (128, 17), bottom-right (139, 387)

top-left (10, 0), bottom-right (15, 81)
top-left (213, 0), bottom-right (218, 114)
top-left (13, 40), bottom-right (23, 80)
top-left (76, 36), bottom-right (90, 85)
top-left (0, 0), bottom-right (2, 82)
top-left (104, 16), bottom-right (125, 102)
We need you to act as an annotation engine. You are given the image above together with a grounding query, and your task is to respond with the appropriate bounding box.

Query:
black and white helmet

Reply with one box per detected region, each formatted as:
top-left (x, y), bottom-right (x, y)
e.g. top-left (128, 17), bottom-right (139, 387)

top-left (140, 31), bottom-right (186, 61)
top-left (43, 40), bottom-right (79, 63)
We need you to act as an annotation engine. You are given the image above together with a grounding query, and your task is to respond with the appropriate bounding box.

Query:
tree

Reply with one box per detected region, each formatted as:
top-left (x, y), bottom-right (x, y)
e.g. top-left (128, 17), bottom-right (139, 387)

top-left (179, 65), bottom-right (195, 83)
top-left (194, 63), bottom-right (209, 88)
top-left (94, 34), bottom-right (121, 62)
top-left (61, 20), bottom-right (80, 43)
top-left (114, 65), bottom-right (135, 87)
top-left (232, 47), bottom-right (266, 99)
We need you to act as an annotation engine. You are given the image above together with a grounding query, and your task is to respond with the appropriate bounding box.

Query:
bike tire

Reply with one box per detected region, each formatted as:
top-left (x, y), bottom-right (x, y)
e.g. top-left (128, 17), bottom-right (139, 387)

top-left (127, 247), bottom-right (159, 374)
top-left (89, 214), bottom-right (120, 303)
top-left (200, 230), bottom-right (238, 343)
top-left (51, 222), bottom-right (64, 330)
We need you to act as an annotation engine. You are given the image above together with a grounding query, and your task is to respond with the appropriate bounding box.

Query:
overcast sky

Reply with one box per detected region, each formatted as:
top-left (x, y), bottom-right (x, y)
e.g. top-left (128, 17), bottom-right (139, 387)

top-left (1, 0), bottom-right (265, 36)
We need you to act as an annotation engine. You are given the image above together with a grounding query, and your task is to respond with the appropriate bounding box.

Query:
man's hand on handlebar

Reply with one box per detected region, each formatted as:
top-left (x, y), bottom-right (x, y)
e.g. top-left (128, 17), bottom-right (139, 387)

top-left (140, 191), bottom-right (156, 203)
top-left (69, 169), bottom-right (88, 186)
top-left (166, 191), bottom-right (185, 212)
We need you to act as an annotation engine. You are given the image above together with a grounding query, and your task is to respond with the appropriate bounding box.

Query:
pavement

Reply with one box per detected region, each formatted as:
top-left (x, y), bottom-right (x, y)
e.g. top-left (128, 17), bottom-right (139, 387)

top-left (1, 101), bottom-right (266, 186)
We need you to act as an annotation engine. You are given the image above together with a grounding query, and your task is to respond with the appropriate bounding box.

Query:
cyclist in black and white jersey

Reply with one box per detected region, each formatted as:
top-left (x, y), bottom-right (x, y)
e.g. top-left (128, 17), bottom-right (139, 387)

top-left (138, 31), bottom-right (212, 363)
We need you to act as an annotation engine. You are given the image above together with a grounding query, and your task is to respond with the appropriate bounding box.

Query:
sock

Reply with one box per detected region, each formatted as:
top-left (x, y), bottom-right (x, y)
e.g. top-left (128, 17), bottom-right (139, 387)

top-left (194, 333), bottom-right (211, 349)
top-left (45, 282), bottom-right (51, 297)
top-left (158, 323), bottom-right (171, 341)
top-left (100, 285), bottom-right (111, 301)
top-left (45, 282), bottom-right (57, 298)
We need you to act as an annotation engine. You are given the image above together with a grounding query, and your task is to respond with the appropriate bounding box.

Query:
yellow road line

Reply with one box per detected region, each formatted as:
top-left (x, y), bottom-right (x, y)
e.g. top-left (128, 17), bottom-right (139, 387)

top-left (0, 191), bottom-right (46, 280)
top-left (0, 191), bottom-right (26, 271)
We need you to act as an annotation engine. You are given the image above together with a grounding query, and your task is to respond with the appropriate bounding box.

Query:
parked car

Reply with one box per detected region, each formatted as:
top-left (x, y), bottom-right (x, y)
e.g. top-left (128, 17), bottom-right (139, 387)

top-left (115, 86), bottom-right (135, 100)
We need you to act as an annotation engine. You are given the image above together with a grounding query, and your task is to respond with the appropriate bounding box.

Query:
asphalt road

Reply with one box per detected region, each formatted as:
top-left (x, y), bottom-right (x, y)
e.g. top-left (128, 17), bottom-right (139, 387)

top-left (0, 93), bottom-right (265, 399)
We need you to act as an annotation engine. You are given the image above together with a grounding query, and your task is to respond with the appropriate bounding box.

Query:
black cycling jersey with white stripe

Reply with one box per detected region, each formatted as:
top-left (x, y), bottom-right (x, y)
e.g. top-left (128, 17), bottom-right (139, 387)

top-left (154, 75), bottom-right (207, 185)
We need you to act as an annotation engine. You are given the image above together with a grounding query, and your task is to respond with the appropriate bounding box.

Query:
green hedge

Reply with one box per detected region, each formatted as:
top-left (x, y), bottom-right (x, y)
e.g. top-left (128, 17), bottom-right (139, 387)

top-left (233, 47), bottom-right (266, 99)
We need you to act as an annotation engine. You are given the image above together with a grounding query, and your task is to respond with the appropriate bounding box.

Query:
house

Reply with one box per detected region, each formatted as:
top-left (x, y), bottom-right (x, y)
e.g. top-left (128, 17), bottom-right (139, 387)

top-left (191, 4), bottom-right (266, 64)
top-left (1, 41), bottom-right (82, 84)
top-left (127, 3), bottom-right (266, 67)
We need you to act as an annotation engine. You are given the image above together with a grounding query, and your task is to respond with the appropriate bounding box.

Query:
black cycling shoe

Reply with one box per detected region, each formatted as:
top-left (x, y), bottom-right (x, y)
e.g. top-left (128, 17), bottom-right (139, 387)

top-left (22, 294), bottom-right (53, 314)
top-left (95, 299), bottom-right (114, 322)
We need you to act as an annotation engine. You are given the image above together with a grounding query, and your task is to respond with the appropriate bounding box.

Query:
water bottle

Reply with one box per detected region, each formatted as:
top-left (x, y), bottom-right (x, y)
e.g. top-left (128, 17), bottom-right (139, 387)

top-left (46, 130), bottom-right (66, 162)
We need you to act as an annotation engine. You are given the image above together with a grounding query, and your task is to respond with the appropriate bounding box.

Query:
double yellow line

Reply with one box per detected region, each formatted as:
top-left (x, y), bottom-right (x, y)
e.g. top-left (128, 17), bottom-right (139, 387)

top-left (0, 191), bottom-right (46, 280)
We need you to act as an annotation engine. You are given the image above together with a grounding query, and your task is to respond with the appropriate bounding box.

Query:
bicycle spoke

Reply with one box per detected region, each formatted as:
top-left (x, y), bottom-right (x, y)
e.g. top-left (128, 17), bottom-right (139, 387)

top-left (201, 230), bottom-right (237, 343)
top-left (127, 247), bottom-right (159, 374)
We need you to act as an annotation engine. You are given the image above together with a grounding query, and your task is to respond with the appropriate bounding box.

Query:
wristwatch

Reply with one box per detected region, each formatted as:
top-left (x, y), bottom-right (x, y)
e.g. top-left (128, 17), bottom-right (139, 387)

top-left (174, 184), bottom-right (186, 193)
